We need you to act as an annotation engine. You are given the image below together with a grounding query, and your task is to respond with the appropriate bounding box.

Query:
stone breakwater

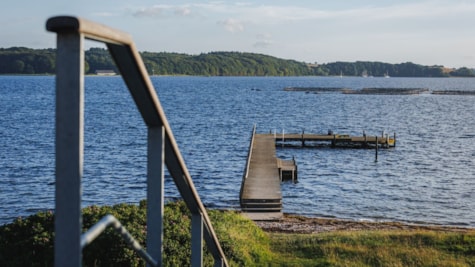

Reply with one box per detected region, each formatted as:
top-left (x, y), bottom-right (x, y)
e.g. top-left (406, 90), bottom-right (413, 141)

top-left (284, 87), bottom-right (475, 95)
top-left (431, 90), bottom-right (475, 95)
top-left (342, 88), bottom-right (429, 95)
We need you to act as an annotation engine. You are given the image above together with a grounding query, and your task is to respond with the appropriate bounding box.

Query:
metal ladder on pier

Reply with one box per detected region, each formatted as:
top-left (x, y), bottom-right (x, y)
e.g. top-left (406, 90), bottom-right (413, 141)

top-left (46, 16), bottom-right (228, 267)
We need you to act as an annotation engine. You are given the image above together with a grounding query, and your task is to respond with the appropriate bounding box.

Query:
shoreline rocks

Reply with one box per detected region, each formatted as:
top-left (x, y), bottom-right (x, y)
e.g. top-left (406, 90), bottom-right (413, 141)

top-left (253, 214), bottom-right (474, 234)
top-left (284, 87), bottom-right (475, 95)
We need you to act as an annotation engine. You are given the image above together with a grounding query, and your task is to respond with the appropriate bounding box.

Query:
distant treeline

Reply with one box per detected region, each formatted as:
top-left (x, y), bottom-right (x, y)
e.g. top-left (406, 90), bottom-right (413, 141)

top-left (1, 47), bottom-right (474, 77)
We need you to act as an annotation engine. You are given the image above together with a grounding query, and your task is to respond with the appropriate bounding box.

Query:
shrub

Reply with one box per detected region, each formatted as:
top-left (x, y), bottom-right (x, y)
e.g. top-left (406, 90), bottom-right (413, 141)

top-left (0, 200), bottom-right (271, 266)
top-left (0, 211), bottom-right (54, 266)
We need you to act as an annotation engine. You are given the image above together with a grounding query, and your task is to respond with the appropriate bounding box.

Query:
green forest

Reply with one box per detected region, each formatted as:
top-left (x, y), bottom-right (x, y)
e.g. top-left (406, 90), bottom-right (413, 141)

top-left (1, 46), bottom-right (474, 77)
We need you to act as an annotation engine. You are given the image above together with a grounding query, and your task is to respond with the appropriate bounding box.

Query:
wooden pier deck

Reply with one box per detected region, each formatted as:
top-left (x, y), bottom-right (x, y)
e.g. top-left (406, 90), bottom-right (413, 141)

top-left (240, 129), bottom-right (395, 220)
top-left (240, 133), bottom-right (284, 220)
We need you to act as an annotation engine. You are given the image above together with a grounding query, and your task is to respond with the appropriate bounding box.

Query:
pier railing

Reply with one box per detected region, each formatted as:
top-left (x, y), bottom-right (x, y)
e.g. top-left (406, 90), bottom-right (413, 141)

top-left (239, 124), bottom-right (256, 202)
top-left (46, 16), bottom-right (228, 267)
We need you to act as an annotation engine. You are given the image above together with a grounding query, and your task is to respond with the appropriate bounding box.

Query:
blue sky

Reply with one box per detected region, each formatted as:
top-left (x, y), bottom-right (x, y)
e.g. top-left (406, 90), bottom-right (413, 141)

top-left (1, 0), bottom-right (475, 68)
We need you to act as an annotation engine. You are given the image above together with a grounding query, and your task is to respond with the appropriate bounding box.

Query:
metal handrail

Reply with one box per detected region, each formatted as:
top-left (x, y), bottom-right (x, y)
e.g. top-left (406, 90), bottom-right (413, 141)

top-left (239, 124), bottom-right (256, 203)
top-left (47, 16), bottom-right (228, 267)
top-left (81, 215), bottom-right (158, 266)
top-left (244, 124), bottom-right (257, 180)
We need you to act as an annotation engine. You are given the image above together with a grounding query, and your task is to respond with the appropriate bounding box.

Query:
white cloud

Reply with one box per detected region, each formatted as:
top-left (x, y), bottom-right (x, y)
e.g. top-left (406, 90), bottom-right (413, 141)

top-left (256, 33), bottom-right (272, 39)
top-left (175, 7), bottom-right (192, 16)
top-left (92, 12), bottom-right (117, 17)
top-left (254, 40), bottom-right (273, 48)
top-left (254, 33), bottom-right (273, 48)
top-left (218, 18), bottom-right (244, 32)
top-left (133, 6), bottom-right (165, 18)
top-left (120, 1), bottom-right (475, 67)
top-left (186, 1), bottom-right (475, 25)
top-left (132, 4), bottom-right (193, 18)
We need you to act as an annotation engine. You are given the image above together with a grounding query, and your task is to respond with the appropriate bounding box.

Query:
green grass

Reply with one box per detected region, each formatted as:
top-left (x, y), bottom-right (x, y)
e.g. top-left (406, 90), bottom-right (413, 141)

top-left (209, 210), bottom-right (475, 267)
top-left (267, 231), bottom-right (475, 266)
top-left (1, 201), bottom-right (474, 266)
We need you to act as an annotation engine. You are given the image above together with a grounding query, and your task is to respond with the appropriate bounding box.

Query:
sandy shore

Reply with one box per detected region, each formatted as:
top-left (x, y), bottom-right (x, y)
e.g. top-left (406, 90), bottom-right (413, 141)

top-left (254, 214), bottom-right (473, 234)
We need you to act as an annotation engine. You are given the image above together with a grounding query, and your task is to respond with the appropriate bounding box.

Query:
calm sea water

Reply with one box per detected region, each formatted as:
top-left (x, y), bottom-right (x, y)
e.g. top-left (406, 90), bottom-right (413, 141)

top-left (1, 75), bottom-right (474, 226)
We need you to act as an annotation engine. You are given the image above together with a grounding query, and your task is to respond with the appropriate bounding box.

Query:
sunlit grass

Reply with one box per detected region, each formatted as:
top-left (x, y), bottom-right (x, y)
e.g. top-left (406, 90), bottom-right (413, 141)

top-left (267, 230), bottom-right (475, 266)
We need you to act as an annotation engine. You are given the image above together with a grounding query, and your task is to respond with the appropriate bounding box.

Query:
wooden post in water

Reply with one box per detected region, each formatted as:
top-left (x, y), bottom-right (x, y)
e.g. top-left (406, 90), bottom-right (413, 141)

top-left (375, 136), bottom-right (379, 162)
top-left (292, 156), bottom-right (296, 183)
top-left (282, 129), bottom-right (285, 147)
top-left (394, 132), bottom-right (396, 148)
top-left (385, 134), bottom-right (389, 148)
top-left (301, 129), bottom-right (305, 147)
top-left (363, 130), bottom-right (367, 148)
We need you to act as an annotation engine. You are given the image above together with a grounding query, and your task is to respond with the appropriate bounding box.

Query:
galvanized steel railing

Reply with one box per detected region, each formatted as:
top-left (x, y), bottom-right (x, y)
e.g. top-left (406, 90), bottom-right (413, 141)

top-left (46, 16), bottom-right (228, 267)
top-left (239, 124), bottom-right (256, 203)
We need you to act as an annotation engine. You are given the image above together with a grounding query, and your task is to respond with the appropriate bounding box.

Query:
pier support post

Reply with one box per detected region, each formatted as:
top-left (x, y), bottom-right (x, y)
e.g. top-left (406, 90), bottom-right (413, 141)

top-left (363, 130), bottom-right (367, 148)
top-left (394, 132), bottom-right (396, 148)
top-left (282, 129), bottom-right (285, 147)
top-left (375, 136), bottom-right (379, 162)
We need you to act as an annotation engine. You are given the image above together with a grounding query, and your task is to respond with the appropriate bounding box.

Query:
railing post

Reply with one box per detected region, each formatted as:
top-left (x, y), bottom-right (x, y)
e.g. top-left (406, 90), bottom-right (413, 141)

top-left (191, 213), bottom-right (204, 267)
top-left (147, 126), bottom-right (165, 266)
top-left (47, 16), bottom-right (228, 267)
top-left (54, 31), bottom-right (84, 267)
top-left (214, 258), bottom-right (225, 267)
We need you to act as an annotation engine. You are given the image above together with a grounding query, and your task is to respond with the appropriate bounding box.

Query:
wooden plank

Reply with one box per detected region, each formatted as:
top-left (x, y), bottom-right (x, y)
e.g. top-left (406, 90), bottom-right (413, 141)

top-left (242, 212), bottom-right (283, 221)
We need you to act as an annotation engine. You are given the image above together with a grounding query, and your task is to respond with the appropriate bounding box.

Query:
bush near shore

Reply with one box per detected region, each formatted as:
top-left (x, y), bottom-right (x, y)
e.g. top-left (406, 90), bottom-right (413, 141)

top-left (1, 201), bottom-right (474, 266)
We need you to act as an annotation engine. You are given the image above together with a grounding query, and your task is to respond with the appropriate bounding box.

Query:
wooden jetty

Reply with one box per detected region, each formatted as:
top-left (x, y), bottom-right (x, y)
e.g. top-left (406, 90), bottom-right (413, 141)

top-left (240, 130), bottom-right (285, 220)
top-left (240, 128), bottom-right (395, 220)
top-left (275, 132), bottom-right (396, 148)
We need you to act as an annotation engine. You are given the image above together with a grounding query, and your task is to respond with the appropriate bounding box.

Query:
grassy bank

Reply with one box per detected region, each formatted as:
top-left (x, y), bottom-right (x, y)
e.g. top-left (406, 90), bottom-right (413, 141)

top-left (1, 201), bottom-right (474, 266)
top-left (268, 230), bottom-right (475, 266)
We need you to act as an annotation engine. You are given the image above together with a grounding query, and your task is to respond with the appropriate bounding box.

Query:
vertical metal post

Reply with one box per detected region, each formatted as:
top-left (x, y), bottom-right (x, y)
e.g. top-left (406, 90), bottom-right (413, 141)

top-left (54, 32), bottom-right (84, 267)
top-left (191, 213), bottom-right (204, 267)
top-left (214, 258), bottom-right (225, 267)
top-left (147, 126), bottom-right (165, 266)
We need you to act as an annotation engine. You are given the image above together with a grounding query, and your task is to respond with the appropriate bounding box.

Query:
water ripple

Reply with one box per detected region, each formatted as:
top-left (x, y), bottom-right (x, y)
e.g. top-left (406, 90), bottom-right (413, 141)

top-left (1, 76), bottom-right (474, 226)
